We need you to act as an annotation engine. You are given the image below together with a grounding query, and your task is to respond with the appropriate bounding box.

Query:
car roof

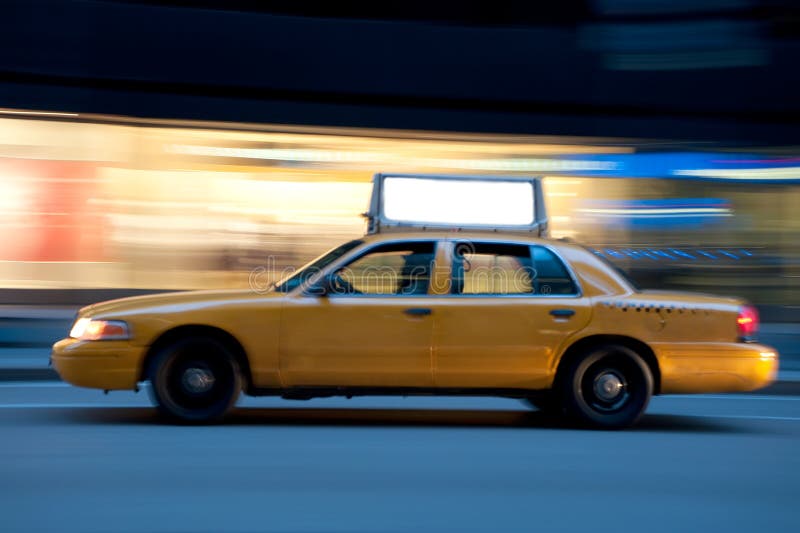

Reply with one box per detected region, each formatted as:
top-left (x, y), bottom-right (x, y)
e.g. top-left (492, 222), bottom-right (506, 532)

top-left (359, 231), bottom-right (562, 246)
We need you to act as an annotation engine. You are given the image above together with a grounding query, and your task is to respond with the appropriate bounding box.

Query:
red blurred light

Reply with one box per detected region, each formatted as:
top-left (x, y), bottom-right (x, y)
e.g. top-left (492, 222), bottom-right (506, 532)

top-left (737, 305), bottom-right (759, 339)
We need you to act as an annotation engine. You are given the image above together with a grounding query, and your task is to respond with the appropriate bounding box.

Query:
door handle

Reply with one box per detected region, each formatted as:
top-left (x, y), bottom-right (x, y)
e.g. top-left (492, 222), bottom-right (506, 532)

top-left (549, 308), bottom-right (575, 318)
top-left (404, 308), bottom-right (432, 316)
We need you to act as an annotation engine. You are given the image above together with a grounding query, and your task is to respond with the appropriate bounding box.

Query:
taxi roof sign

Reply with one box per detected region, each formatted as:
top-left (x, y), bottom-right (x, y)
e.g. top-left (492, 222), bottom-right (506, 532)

top-left (366, 173), bottom-right (548, 236)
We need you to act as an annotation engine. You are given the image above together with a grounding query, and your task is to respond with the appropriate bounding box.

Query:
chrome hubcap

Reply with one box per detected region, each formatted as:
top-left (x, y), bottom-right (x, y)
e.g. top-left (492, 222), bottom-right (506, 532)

top-left (181, 367), bottom-right (215, 394)
top-left (594, 371), bottom-right (624, 402)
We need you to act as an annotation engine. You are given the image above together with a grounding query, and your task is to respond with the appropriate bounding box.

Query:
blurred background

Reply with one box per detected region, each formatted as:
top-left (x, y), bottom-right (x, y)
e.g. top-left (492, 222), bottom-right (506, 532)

top-left (0, 0), bottom-right (798, 345)
top-left (0, 113), bottom-right (797, 317)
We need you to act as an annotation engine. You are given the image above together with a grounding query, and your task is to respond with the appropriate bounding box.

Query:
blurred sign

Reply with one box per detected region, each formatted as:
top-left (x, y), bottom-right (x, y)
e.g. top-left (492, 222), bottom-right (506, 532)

top-left (578, 198), bottom-right (732, 229)
top-left (562, 153), bottom-right (800, 183)
top-left (0, 158), bottom-right (103, 262)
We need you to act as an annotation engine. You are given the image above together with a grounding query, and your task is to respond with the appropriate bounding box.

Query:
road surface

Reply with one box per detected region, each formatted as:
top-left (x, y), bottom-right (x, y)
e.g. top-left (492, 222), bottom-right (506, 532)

top-left (1, 383), bottom-right (798, 533)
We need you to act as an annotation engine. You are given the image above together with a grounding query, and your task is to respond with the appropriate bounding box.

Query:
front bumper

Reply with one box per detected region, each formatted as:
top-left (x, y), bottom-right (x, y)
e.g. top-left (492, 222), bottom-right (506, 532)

top-left (51, 337), bottom-right (145, 390)
top-left (654, 342), bottom-right (779, 394)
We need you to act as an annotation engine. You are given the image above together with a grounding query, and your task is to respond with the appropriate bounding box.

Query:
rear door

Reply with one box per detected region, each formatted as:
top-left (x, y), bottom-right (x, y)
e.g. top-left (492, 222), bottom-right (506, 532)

top-left (430, 241), bottom-right (591, 390)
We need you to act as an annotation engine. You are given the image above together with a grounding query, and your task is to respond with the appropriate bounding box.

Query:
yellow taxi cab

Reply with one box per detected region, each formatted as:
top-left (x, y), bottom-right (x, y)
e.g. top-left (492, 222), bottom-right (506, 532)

top-left (52, 174), bottom-right (778, 428)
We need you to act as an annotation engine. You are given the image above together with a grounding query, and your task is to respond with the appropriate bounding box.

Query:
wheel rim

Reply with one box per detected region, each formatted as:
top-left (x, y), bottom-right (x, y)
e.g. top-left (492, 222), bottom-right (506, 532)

top-left (163, 349), bottom-right (234, 413)
top-left (593, 371), bottom-right (625, 402)
top-left (581, 356), bottom-right (635, 414)
top-left (181, 367), bottom-right (216, 394)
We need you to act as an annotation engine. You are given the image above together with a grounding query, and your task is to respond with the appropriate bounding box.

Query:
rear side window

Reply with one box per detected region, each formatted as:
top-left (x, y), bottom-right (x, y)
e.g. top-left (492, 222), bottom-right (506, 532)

top-left (531, 246), bottom-right (578, 295)
top-left (452, 242), bottom-right (534, 295)
top-left (451, 242), bottom-right (578, 296)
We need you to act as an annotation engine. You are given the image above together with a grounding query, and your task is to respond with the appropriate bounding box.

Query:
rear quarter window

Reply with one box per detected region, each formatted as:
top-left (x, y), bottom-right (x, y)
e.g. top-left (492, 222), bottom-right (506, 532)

top-left (531, 246), bottom-right (578, 295)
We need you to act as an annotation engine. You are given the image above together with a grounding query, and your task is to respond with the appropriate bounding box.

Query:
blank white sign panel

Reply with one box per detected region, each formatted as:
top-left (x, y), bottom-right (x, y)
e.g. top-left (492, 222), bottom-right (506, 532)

top-left (382, 177), bottom-right (535, 226)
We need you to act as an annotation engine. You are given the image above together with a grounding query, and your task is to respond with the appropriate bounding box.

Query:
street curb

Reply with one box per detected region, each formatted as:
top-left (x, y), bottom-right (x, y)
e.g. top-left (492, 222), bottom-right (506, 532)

top-left (2, 368), bottom-right (800, 396)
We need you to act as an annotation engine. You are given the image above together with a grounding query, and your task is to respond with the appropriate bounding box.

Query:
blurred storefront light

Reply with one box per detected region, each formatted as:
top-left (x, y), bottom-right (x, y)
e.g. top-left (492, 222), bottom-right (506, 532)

top-left (674, 167), bottom-right (800, 181)
top-left (0, 109), bottom-right (795, 307)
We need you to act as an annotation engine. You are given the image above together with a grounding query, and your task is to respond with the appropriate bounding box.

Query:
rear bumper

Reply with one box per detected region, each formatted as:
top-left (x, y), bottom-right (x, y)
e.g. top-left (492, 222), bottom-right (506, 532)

top-left (654, 342), bottom-right (779, 394)
top-left (51, 338), bottom-right (144, 390)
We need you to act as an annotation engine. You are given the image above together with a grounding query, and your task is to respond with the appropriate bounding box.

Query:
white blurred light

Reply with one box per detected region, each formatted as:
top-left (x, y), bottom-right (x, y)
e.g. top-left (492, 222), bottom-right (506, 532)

top-left (674, 168), bottom-right (800, 180)
top-left (760, 351), bottom-right (776, 361)
top-left (579, 207), bottom-right (731, 216)
top-left (167, 145), bottom-right (618, 172)
top-left (0, 109), bottom-right (79, 117)
top-left (382, 177), bottom-right (534, 226)
top-left (69, 318), bottom-right (91, 339)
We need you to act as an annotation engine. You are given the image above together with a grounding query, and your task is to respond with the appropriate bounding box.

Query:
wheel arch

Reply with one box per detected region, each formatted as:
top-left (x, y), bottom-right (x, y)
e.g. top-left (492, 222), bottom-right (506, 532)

top-left (555, 334), bottom-right (661, 395)
top-left (139, 324), bottom-right (253, 394)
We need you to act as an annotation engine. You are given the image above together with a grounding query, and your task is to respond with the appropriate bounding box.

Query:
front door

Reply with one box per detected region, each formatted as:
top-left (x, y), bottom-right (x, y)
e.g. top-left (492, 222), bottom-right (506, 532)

top-left (279, 240), bottom-right (437, 388)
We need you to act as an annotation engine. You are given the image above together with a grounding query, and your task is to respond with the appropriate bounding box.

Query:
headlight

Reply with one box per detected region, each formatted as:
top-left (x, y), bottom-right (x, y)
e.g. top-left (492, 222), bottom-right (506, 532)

top-left (69, 318), bottom-right (130, 341)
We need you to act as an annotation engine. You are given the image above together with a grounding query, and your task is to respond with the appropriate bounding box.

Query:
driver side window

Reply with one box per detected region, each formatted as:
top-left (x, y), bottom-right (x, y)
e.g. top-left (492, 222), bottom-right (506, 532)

top-left (332, 241), bottom-right (436, 296)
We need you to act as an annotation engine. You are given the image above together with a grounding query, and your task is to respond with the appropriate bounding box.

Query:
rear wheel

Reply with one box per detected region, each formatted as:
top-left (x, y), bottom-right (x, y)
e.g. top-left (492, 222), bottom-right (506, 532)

top-left (561, 344), bottom-right (653, 429)
top-left (147, 336), bottom-right (242, 423)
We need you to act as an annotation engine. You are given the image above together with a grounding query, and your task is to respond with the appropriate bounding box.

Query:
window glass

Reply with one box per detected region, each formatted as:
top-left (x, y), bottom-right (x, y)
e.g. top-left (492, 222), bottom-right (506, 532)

top-left (332, 241), bottom-right (435, 296)
top-left (452, 242), bottom-right (534, 295)
top-left (274, 239), bottom-right (363, 293)
top-left (531, 246), bottom-right (578, 295)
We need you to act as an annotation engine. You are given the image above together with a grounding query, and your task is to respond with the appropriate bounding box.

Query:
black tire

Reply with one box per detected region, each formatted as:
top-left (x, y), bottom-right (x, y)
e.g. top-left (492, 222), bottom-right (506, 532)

top-left (147, 336), bottom-right (242, 423)
top-left (560, 344), bottom-right (653, 429)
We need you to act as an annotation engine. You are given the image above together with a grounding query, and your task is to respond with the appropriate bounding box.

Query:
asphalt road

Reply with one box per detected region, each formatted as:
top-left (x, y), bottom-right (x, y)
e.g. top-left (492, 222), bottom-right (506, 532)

top-left (1, 384), bottom-right (799, 533)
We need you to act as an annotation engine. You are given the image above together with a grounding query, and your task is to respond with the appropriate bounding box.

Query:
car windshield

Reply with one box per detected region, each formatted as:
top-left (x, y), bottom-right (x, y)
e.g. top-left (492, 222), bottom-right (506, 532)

top-left (273, 239), bottom-right (364, 293)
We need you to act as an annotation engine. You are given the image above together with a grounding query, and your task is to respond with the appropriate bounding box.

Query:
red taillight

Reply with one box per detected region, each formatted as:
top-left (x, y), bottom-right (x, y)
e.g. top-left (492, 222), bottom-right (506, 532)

top-left (737, 305), bottom-right (759, 340)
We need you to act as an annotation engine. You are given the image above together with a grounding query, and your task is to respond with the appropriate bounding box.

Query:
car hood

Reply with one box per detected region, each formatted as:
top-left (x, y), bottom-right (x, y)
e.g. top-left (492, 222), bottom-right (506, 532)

top-left (79, 289), bottom-right (284, 319)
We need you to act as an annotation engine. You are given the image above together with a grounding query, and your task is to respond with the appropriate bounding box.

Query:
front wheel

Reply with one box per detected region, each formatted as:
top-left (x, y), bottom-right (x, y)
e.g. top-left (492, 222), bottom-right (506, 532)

top-left (147, 336), bottom-right (242, 423)
top-left (561, 344), bottom-right (653, 429)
